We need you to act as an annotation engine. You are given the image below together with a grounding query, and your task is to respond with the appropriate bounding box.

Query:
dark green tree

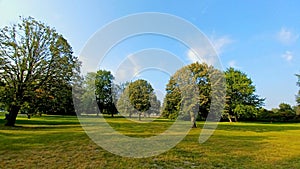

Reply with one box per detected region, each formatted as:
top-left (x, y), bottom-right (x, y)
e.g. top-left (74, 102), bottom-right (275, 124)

top-left (162, 77), bottom-right (182, 120)
top-left (277, 103), bottom-right (296, 121)
top-left (296, 74), bottom-right (300, 106)
top-left (0, 17), bottom-right (79, 126)
top-left (95, 70), bottom-right (117, 117)
top-left (224, 68), bottom-right (264, 122)
top-left (128, 79), bottom-right (154, 120)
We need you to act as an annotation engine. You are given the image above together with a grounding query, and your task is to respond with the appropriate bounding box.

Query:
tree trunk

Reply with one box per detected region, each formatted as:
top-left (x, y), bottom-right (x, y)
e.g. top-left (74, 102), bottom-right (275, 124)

top-left (234, 116), bottom-right (238, 122)
top-left (138, 113), bottom-right (141, 121)
top-left (191, 115), bottom-right (197, 128)
top-left (228, 115), bottom-right (232, 123)
top-left (5, 105), bottom-right (20, 126)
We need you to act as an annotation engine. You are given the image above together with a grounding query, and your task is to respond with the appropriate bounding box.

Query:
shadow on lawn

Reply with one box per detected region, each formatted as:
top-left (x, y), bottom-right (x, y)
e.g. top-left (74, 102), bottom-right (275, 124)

top-left (0, 115), bottom-right (80, 130)
top-left (216, 122), bottom-right (300, 132)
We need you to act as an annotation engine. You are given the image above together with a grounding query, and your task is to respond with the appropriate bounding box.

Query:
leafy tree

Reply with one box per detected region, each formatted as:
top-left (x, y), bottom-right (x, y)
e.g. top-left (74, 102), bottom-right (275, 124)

top-left (277, 103), bottom-right (295, 121)
top-left (128, 79), bottom-right (154, 120)
top-left (80, 72), bottom-right (98, 115)
top-left (296, 74), bottom-right (300, 106)
top-left (117, 85), bottom-right (137, 118)
top-left (147, 93), bottom-right (161, 117)
top-left (162, 77), bottom-right (182, 120)
top-left (0, 17), bottom-right (79, 126)
top-left (162, 62), bottom-right (224, 127)
top-left (224, 68), bottom-right (264, 122)
top-left (95, 70), bottom-right (117, 117)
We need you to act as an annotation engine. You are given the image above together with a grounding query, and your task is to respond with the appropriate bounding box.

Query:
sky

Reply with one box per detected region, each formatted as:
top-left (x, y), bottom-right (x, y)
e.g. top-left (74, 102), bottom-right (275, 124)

top-left (0, 0), bottom-right (299, 109)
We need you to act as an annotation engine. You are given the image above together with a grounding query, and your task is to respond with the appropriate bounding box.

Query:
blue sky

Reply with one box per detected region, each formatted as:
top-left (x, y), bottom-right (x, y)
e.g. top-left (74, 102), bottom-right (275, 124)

top-left (1, 0), bottom-right (299, 109)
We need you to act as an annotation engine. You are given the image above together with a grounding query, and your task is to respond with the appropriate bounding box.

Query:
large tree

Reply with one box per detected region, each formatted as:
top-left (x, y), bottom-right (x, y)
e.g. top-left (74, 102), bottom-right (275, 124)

top-left (162, 62), bottom-right (224, 128)
top-left (0, 17), bottom-right (79, 126)
top-left (94, 70), bottom-right (117, 117)
top-left (128, 79), bottom-right (154, 120)
top-left (224, 68), bottom-right (264, 122)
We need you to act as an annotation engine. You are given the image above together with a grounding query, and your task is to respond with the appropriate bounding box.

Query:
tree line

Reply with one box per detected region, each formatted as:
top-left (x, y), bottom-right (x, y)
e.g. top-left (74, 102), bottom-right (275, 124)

top-left (1, 17), bottom-right (299, 126)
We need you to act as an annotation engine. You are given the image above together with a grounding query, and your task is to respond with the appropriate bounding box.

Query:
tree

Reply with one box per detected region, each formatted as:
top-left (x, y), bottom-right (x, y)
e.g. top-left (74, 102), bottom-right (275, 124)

top-left (296, 74), bottom-right (300, 106)
top-left (162, 62), bottom-right (224, 128)
top-left (94, 70), bottom-right (117, 117)
top-left (128, 79), bottom-right (154, 120)
top-left (0, 17), bottom-right (79, 126)
top-left (224, 68), bottom-right (264, 122)
top-left (117, 84), bottom-right (138, 118)
top-left (277, 103), bottom-right (295, 121)
top-left (147, 93), bottom-right (161, 117)
top-left (80, 72), bottom-right (98, 115)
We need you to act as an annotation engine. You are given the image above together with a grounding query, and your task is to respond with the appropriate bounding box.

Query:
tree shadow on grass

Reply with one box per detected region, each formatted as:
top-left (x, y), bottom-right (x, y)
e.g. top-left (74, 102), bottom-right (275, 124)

top-left (216, 122), bottom-right (300, 132)
top-left (0, 115), bottom-right (81, 130)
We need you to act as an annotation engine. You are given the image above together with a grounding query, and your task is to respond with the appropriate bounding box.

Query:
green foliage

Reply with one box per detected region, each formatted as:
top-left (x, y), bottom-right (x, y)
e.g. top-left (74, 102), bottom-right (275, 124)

top-left (128, 79), bottom-right (154, 120)
top-left (94, 70), bottom-right (118, 116)
top-left (224, 67), bottom-right (264, 121)
top-left (0, 16), bottom-right (80, 126)
top-left (162, 62), bottom-right (225, 127)
top-left (117, 85), bottom-right (138, 117)
top-left (277, 103), bottom-right (296, 121)
top-left (257, 103), bottom-right (298, 122)
top-left (80, 72), bottom-right (98, 115)
top-left (296, 74), bottom-right (300, 106)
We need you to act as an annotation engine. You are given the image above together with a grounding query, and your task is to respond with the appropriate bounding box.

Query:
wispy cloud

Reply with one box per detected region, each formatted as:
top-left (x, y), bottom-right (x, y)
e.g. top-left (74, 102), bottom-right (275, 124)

top-left (211, 35), bottom-right (233, 55)
top-left (186, 35), bottom-right (233, 64)
top-left (277, 27), bottom-right (299, 45)
top-left (228, 60), bottom-right (240, 68)
top-left (281, 50), bottom-right (293, 62)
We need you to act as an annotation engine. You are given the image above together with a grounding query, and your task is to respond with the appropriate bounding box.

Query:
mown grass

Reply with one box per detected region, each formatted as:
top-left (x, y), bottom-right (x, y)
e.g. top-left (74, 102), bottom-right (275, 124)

top-left (0, 114), bottom-right (300, 168)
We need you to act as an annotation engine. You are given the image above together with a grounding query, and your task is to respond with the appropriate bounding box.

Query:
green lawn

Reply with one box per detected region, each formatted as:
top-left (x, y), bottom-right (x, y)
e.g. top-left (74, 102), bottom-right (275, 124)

top-left (0, 115), bottom-right (300, 168)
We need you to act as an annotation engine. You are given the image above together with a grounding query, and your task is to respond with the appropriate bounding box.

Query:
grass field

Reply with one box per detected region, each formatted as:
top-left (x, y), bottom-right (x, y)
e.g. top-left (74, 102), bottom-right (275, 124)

top-left (0, 114), bottom-right (300, 169)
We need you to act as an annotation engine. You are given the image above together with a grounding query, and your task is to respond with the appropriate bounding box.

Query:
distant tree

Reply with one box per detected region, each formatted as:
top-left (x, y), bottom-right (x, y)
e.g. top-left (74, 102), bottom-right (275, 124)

top-left (0, 17), bottom-right (80, 126)
top-left (296, 74), bottom-right (300, 106)
top-left (147, 93), bottom-right (161, 117)
top-left (162, 77), bottom-right (182, 120)
top-left (117, 85), bottom-right (137, 118)
top-left (94, 70), bottom-right (117, 117)
top-left (128, 79), bottom-right (154, 120)
top-left (257, 108), bottom-right (275, 122)
top-left (80, 72), bottom-right (98, 115)
top-left (277, 103), bottom-right (295, 121)
top-left (224, 68), bottom-right (264, 122)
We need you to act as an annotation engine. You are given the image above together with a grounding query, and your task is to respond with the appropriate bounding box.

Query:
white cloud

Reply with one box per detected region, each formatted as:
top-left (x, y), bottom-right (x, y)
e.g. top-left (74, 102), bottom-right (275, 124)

top-left (186, 35), bottom-right (233, 65)
top-left (277, 27), bottom-right (299, 45)
top-left (281, 51), bottom-right (293, 62)
top-left (187, 49), bottom-right (202, 63)
top-left (228, 60), bottom-right (238, 68)
top-left (211, 36), bottom-right (233, 55)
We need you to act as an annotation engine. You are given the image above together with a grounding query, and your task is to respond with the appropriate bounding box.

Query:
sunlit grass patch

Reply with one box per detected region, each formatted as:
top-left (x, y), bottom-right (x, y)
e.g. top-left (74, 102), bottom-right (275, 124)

top-left (0, 115), bottom-right (300, 168)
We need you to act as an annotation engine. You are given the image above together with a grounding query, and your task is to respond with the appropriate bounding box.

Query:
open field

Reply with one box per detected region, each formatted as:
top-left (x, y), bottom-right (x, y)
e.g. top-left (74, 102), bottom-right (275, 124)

top-left (0, 114), bottom-right (300, 168)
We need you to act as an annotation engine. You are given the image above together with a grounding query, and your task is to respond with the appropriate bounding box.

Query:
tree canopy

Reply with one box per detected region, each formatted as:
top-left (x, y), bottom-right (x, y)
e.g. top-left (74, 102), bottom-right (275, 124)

top-left (224, 68), bottom-right (264, 122)
top-left (297, 74), bottom-right (300, 106)
top-left (94, 70), bottom-right (117, 117)
top-left (128, 79), bottom-right (154, 120)
top-left (162, 62), bottom-right (224, 127)
top-left (0, 17), bottom-right (80, 126)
